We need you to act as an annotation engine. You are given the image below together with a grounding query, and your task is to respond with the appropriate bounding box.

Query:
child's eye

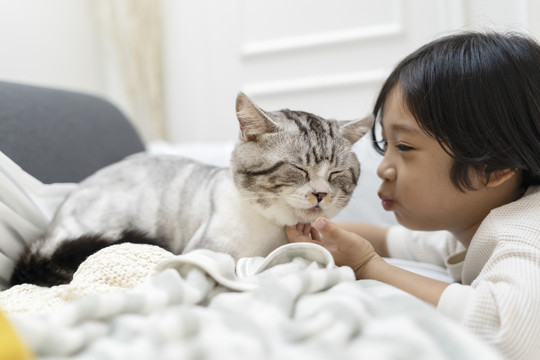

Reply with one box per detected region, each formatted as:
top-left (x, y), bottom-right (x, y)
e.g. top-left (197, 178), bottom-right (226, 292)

top-left (377, 140), bottom-right (412, 153)
top-left (396, 144), bottom-right (413, 151)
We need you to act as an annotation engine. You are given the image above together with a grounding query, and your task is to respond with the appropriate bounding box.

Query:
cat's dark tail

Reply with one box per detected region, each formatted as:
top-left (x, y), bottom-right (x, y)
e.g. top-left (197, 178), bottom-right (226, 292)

top-left (10, 230), bottom-right (170, 287)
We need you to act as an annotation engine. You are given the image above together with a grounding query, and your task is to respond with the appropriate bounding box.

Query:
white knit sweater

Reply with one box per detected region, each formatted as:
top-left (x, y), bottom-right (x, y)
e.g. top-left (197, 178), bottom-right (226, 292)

top-left (386, 186), bottom-right (540, 360)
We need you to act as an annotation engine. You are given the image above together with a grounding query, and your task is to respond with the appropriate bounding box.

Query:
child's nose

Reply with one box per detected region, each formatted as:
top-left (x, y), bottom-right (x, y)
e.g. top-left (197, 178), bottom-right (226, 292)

top-left (377, 158), bottom-right (397, 182)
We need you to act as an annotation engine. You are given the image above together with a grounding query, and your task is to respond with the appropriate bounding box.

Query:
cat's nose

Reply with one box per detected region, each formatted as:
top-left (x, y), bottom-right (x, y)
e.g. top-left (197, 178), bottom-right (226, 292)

top-left (313, 192), bottom-right (327, 203)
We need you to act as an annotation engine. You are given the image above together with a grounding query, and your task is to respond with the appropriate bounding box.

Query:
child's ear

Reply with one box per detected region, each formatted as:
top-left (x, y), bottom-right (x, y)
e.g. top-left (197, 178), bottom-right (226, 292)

top-left (486, 169), bottom-right (519, 188)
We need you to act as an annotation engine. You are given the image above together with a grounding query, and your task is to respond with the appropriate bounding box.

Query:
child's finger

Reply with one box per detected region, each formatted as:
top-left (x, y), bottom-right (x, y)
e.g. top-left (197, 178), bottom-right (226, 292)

top-left (294, 223), bottom-right (309, 236)
top-left (313, 217), bottom-right (350, 245)
top-left (300, 223), bottom-right (312, 236)
top-left (285, 225), bottom-right (310, 243)
top-left (310, 227), bottom-right (322, 241)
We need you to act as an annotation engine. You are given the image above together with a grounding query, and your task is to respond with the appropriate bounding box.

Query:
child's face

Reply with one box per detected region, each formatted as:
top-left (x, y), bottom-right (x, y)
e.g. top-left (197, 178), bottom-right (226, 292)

top-left (376, 86), bottom-right (490, 243)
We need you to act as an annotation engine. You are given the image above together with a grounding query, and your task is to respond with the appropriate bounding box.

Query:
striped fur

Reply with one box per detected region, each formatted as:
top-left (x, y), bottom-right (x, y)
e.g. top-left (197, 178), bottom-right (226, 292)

top-left (10, 93), bottom-right (373, 287)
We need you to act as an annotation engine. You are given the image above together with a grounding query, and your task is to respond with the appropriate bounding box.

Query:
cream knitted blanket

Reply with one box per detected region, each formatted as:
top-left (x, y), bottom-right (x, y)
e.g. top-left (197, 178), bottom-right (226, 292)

top-left (0, 243), bottom-right (174, 314)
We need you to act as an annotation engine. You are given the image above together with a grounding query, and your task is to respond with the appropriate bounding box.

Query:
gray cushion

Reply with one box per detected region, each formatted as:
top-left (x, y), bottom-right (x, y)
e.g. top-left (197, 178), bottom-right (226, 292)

top-left (0, 81), bottom-right (145, 183)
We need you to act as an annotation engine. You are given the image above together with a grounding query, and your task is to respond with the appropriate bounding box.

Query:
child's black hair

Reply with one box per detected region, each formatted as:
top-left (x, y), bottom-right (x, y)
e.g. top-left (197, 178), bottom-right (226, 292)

top-left (372, 31), bottom-right (540, 191)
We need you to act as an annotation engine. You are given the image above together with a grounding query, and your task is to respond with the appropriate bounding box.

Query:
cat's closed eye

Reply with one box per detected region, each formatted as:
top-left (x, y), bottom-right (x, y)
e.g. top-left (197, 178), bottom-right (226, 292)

top-left (292, 165), bottom-right (310, 180)
top-left (328, 171), bottom-right (343, 183)
top-left (267, 164), bottom-right (309, 188)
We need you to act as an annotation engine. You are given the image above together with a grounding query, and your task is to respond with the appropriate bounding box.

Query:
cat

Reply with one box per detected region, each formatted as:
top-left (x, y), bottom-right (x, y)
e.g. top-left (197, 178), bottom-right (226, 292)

top-left (10, 93), bottom-right (373, 287)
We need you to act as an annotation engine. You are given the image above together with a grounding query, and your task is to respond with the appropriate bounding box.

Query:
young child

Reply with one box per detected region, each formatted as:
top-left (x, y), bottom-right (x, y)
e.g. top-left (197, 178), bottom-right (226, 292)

top-left (286, 31), bottom-right (540, 360)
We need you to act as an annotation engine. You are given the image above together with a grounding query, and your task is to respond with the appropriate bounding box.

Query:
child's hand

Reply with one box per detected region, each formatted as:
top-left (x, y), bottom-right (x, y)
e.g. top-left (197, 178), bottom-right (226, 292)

top-left (287, 218), bottom-right (449, 305)
top-left (285, 217), bottom-right (381, 279)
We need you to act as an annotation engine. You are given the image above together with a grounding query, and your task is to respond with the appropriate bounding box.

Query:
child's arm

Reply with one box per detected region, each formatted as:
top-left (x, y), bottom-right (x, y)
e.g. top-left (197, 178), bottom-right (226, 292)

top-left (286, 218), bottom-right (449, 306)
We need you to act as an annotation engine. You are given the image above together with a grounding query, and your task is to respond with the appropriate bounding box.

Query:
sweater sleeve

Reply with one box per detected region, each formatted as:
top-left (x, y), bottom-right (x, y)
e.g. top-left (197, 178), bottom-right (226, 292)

top-left (386, 226), bottom-right (463, 267)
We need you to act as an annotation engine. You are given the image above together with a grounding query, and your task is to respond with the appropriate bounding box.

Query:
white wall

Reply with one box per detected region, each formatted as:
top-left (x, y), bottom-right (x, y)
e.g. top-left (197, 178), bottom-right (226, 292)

top-left (162, 0), bottom-right (540, 143)
top-left (1, 0), bottom-right (540, 144)
top-left (0, 0), bottom-right (103, 94)
top-left (0, 0), bottom-right (130, 123)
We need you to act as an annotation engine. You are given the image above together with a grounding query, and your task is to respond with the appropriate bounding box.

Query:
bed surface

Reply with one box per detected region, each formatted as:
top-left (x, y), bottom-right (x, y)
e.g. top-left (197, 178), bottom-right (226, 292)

top-left (2, 242), bottom-right (501, 360)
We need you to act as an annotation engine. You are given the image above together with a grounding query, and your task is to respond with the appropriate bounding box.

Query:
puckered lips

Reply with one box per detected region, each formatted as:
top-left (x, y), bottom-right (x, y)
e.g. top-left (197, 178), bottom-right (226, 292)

top-left (378, 192), bottom-right (394, 211)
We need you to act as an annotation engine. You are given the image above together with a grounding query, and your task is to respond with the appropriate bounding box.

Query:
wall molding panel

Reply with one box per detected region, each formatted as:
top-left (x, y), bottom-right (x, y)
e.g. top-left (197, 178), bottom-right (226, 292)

top-left (241, 22), bottom-right (404, 58)
top-left (243, 69), bottom-right (387, 97)
top-left (160, 0), bottom-right (540, 142)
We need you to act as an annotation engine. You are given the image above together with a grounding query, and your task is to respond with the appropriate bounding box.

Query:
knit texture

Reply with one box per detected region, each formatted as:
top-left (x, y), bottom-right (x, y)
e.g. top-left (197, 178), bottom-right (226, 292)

top-left (0, 243), bottom-right (174, 314)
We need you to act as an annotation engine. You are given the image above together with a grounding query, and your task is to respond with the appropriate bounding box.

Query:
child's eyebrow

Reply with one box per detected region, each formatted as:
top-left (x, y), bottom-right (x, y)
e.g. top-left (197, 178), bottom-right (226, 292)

top-left (380, 121), bottom-right (422, 135)
top-left (389, 123), bottom-right (422, 135)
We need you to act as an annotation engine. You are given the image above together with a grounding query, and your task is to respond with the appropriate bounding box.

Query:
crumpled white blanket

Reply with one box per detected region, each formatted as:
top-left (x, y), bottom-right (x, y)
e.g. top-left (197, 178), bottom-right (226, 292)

top-left (1, 242), bottom-right (501, 360)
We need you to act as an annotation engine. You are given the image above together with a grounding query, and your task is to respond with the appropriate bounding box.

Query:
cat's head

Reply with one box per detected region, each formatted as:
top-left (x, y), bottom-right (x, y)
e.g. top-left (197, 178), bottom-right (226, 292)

top-left (231, 92), bottom-right (373, 226)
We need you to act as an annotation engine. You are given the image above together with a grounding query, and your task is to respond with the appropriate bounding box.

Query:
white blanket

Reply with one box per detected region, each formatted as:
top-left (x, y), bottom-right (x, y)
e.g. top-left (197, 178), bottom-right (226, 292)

top-left (2, 242), bottom-right (501, 360)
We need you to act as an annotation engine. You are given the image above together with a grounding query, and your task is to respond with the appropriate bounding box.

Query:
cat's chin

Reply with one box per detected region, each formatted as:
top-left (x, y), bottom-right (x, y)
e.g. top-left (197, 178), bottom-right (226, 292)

top-left (252, 200), bottom-right (341, 226)
top-left (258, 206), bottom-right (317, 226)
top-left (284, 206), bottom-right (341, 226)
top-left (298, 206), bottom-right (325, 221)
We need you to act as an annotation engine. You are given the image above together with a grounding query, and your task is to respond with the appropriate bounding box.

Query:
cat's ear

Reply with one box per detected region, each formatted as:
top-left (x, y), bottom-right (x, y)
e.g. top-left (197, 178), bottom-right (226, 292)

top-left (338, 115), bottom-right (374, 145)
top-left (236, 92), bottom-right (278, 142)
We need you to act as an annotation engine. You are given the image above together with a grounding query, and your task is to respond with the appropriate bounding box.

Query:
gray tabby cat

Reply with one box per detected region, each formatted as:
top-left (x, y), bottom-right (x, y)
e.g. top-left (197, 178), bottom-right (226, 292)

top-left (11, 93), bottom-right (373, 286)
